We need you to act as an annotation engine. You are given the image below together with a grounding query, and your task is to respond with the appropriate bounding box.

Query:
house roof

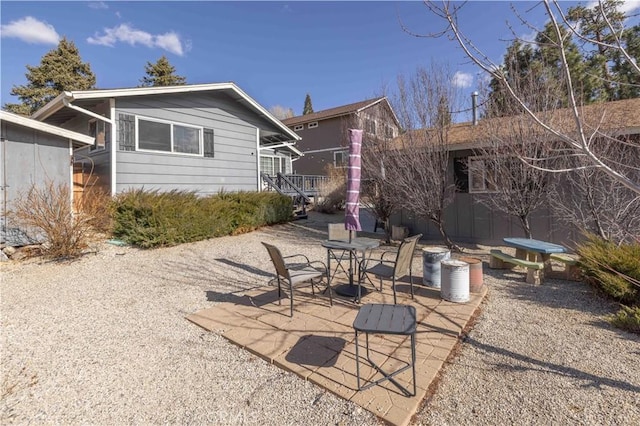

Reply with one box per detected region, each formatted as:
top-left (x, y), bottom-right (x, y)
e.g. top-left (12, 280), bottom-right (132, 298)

top-left (31, 82), bottom-right (301, 148)
top-left (282, 97), bottom-right (393, 126)
top-left (0, 110), bottom-right (94, 146)
top-left (394, 97), bottom-right (640, 150)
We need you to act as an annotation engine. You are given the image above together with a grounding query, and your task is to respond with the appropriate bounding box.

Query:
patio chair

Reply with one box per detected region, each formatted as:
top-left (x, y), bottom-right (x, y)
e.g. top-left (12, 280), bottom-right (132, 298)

top-left (262, 242), bottom-right (332, 317)
top-left (358, 234), bottom-right (422, 304)
top-left (327, 223), bottom-right (352, 280)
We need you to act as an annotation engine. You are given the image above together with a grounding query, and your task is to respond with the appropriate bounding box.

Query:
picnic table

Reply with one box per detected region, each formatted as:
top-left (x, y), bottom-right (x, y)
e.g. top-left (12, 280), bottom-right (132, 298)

top-left (489, 238), bottom-right (568, 284)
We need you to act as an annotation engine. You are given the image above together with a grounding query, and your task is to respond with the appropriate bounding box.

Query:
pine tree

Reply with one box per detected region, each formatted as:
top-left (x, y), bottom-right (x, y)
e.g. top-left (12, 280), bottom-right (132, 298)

top-left (139, 55), bottom-right (186, 87)
top-left (303, 93), bottom-right (314, 115)
top-left (4, 37), bottom-right (96, 115)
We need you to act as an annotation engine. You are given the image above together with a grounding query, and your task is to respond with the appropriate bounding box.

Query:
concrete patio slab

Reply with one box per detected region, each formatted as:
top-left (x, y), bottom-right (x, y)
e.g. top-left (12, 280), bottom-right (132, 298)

top-left (188, 278), bottom-right (487, 426)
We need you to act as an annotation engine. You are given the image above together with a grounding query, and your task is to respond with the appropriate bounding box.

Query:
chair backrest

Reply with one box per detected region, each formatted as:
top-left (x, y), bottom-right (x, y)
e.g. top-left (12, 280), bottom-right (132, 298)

top-left (262, 242), bottom-right (289, 279)
top-left (393, 234), bottom-right (422, 278)
top-left (328, 223), bottom-right (351, 241)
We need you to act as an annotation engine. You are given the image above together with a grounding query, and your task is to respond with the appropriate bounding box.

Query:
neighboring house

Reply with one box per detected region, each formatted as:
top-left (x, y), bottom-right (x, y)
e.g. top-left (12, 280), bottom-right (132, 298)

top-left (282, 97), bottom-right (400, 175)
top-left (389, 97), bottom-right (640, 245)
top-left (31, 83), bottom-right (302, 201)
top-left (0, 110), bottom-right (94, 245)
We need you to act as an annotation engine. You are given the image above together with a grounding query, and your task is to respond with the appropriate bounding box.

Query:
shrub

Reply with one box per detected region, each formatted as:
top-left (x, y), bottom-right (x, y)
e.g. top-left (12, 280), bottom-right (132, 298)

top-left (609, 305), bottom-right (640, 334)
top-left (576, 234), bottom-right (640, 305)
top-left (8, 182), bottom-right (93, 259)
top-left (111, 189), bottom-right (292, 248)
top-left (316, 165), bottom-right (346, 214)
top-left (77, 187), bottom-right (113, 234)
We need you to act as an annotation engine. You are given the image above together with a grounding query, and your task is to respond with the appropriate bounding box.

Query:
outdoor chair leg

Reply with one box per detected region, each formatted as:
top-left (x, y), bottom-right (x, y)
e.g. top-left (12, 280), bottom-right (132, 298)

top-left (410, 271), bottom-right (414, 299)
top-left (392, 277), bottom-right (397, 305)
top-left (289, 282), bottom-right (294, 317)
top-left (277, 277), bottom-right (282, 305)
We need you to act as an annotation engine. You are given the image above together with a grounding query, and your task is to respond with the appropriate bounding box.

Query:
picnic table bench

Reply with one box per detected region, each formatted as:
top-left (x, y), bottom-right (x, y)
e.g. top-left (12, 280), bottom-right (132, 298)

top-left (489, 249), bottom-right (545, 284)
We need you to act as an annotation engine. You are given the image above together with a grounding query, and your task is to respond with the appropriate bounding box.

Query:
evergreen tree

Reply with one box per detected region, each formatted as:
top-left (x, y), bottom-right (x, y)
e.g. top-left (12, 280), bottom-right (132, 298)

top-left (567, 0), bottom-right (626, 101)
top-left (534, 22), bottom-right (593, 104)
top-left (4, 37), bottom-right (96, 115)
top-left (303, 93), bottom-right (314, 115)
top-left (612, 24), bottom-right (640, 99)
top-left (139, 55), bottom-right (186, 87)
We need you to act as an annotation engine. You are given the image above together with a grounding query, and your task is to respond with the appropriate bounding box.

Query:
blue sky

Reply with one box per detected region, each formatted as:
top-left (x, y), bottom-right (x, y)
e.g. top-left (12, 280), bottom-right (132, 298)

top-left (1, 1), bottom-right (639, 121)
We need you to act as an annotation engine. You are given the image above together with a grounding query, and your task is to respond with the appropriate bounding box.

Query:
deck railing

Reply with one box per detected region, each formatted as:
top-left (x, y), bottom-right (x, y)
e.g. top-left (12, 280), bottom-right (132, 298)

top-left (262, 173), bottom-right (328, 198)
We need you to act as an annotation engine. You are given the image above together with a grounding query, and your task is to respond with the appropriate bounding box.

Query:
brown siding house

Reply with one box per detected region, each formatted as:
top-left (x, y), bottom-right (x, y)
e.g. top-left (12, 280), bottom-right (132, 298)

top-left (282, 98), bottom-right (400, 175)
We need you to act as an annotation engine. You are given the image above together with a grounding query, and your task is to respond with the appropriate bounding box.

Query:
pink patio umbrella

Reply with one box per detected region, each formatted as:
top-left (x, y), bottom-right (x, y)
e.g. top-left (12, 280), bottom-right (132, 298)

top-left (345, 129), bottom-right (363, 238)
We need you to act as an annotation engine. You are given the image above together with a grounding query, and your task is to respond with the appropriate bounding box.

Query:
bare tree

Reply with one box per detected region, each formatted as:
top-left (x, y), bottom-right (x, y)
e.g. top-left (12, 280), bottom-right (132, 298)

top-left (549, 134), bottom-right (640, 244)
top-left (386, 64), bottom-right (463, 250)
top-left (268, 105), bottom-right (295, 120)
top-left (359, 106), bottom-right (398, 243)
top-left (412, 0), bottom-right (640, 195)
top-left (473, 56), bottom-right (561, 238)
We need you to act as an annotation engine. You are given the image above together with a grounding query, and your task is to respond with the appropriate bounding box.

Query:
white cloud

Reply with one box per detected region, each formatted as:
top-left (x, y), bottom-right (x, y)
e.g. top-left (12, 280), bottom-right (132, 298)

top-left (155, 32), bottom-right (185, 56)
top-left (452, 71), bottom-right (474, 89)
top-left (115, 11), bottom-right (122, 19)
top-left (88, 1), bottom-right (108, 10)
top-left (0, 16), bottom-right (60, 45)
top-left (87, 24), bottom-right (189, 56)
top-left (586, 0), bottom-right (640, 14)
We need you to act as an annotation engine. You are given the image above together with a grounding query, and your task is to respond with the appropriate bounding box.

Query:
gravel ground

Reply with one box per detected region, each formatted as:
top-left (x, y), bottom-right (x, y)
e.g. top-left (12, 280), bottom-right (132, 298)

top-left (2, 212), bottom-right (639, 425)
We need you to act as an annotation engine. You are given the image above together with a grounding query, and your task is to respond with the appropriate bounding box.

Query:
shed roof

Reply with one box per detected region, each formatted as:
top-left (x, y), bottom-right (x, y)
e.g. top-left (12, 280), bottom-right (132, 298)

top-left (393, 97), bottom-right (640, 150)
top-left (0, 110), bottom-right (94, 146)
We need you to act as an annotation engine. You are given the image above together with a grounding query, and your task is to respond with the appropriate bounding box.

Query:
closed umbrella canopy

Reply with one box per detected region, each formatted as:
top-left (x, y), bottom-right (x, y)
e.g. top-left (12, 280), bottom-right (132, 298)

top-left (345, 129), bottom-right (363, 232)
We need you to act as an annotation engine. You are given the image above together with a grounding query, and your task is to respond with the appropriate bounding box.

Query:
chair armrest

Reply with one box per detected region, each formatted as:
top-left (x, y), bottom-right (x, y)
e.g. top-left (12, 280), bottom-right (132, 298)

top-left (380, 250), bottom-right (397, 261)
top-left (283, 253), bottom-right (311, 264)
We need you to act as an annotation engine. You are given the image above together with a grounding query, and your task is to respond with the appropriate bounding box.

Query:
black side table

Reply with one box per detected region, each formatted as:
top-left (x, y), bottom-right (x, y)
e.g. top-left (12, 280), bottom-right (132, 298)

top-left (353, 303), bottom-right (417, 396)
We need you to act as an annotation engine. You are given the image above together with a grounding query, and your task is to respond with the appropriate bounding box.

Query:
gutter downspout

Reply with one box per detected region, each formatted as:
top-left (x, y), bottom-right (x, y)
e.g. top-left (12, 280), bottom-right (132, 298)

top-left (256, 128), bottom-right (261, 192)
top-left (109, 98), bottom-right (116, 196)
top-left (63, 99), bottom-right (113, 124)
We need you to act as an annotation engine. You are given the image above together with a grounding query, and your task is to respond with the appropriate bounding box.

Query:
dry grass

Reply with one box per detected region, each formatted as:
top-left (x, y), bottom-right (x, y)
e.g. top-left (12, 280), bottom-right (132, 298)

top-left (315, 165), bottom-right (346, 214)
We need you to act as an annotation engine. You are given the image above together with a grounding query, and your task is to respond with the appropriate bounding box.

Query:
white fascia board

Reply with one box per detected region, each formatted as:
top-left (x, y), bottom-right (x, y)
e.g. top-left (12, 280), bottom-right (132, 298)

top-left (0, 110), bottom-right (94, 145)
top-left (357, 97), bottom-right (401, 128)
top-left (31, 91), bottom-right (70, 120)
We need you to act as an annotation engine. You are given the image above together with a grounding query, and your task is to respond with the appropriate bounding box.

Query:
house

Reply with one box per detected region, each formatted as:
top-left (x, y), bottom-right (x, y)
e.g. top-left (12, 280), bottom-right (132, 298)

top-left (282, 97), bottom-right (400, 175)
top-left (388, 97), bottom-right (640, 245)
top-left (0, 110), bottom-right (94, 244)
top-left (31, 83), bottom-right (303, 201)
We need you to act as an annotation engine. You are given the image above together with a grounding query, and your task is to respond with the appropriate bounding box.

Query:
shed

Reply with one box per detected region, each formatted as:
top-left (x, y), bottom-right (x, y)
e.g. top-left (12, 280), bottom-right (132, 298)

top-left (1, 110), bottom-right (94, 245)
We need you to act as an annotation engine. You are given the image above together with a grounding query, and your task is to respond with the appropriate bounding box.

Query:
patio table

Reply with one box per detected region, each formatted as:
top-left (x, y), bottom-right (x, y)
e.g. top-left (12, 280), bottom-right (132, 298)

top-left (322, 237), bottom-right (380, 301)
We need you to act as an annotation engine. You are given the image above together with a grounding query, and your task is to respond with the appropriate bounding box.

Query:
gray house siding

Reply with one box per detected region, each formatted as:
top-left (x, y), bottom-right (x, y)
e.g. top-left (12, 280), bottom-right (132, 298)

top-left (66, 102), bottom-right (112, 192)
top-left (113, 92), bottom-right (278, 194)
top-left (1, 122), bottom-right (71, 244)
top-left (389, 149), bottom-right (577, 247)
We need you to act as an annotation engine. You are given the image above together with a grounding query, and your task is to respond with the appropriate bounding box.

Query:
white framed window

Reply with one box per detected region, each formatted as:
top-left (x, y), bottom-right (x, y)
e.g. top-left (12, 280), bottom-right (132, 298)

top-left (308, 122), bottom-right (318, 129)
top-left (364, 118), bottom-right (376, 135)
top-left (88, 119), bottom-right (108, 151)
top-left (384, 124), bottom-right (395, 139)
top-left (260, 155), bottom-right (291, 176)
top-left (468, 156), bottom-right (497, 193)
top-left (136, 115), bottom-right (203, 156)
top-left (293, 124), bottom-right (304, 131)
top-left (334, 150), bottom-right (348, 168)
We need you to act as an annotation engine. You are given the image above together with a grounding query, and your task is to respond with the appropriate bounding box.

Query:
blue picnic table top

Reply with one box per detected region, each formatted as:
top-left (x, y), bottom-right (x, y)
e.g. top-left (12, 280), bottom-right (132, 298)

top-left (503, 237), bottom-right (567, 254)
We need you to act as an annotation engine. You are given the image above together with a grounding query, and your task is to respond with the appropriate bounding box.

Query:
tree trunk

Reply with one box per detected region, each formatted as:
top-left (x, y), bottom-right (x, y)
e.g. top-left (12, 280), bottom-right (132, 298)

top-left (434, 218), bottom-right (462, 252)
top-left (519, 215), bottom-right (532, 238)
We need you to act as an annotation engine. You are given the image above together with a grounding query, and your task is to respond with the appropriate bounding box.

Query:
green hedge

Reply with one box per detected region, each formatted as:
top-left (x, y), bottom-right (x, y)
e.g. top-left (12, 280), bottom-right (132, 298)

top-left (577, 234), bottom-right (640, 334)
top-left (111, 189), bottom-right (292, 248)
top-left (577, 234), bottom-right (640, 305)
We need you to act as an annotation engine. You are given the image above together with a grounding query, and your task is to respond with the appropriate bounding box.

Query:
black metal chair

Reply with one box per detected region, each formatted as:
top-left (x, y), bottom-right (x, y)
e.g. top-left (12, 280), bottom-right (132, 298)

top-left (358, 234), bottom-right (422, 304)
top-left (262, 242), bottom-right (332, 317)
